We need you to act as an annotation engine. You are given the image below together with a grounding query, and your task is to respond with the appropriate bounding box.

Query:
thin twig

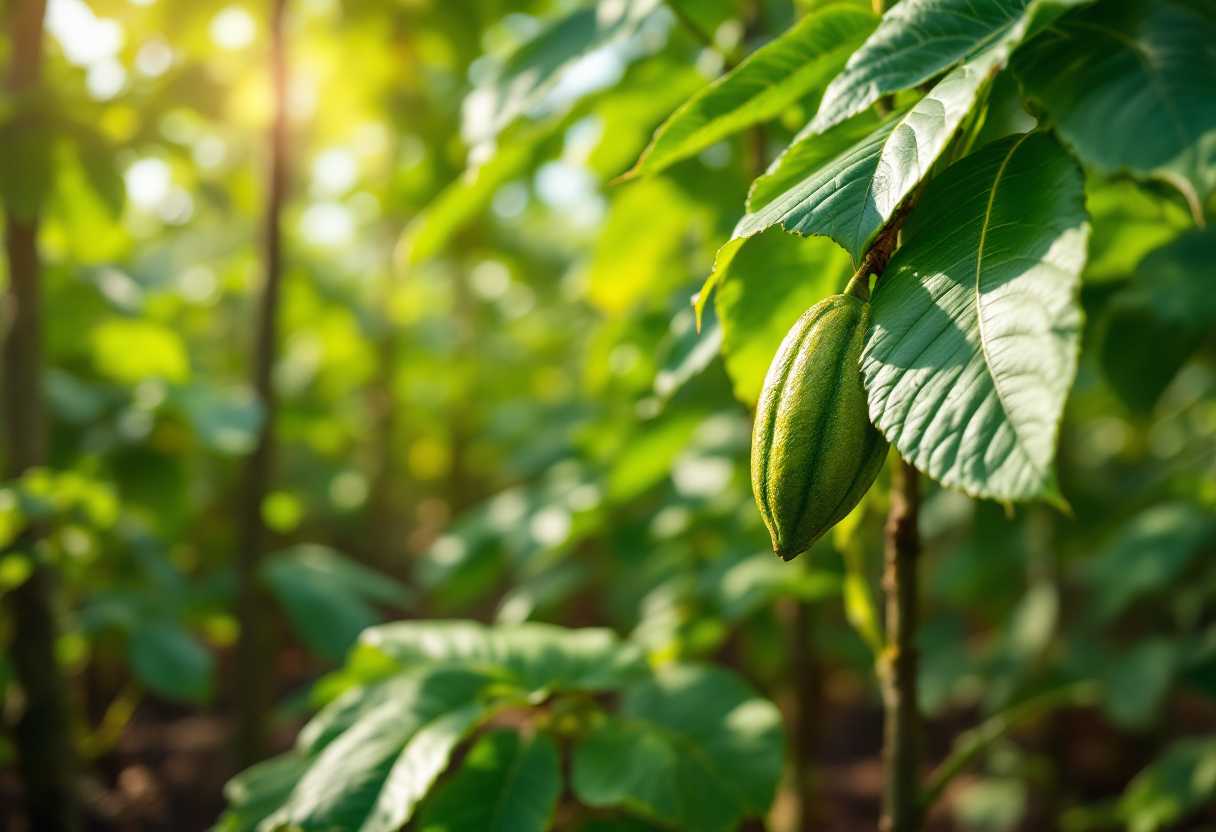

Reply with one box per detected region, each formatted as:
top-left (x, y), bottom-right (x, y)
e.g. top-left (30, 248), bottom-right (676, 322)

top-left (920, 682), bottom-right (1102, 813)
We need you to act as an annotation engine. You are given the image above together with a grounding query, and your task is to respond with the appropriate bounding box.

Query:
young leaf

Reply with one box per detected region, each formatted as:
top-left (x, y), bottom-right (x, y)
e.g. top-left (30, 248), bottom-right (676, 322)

top-left (739, 39), bottom-right (1012, 263)
top-left (571, 664), bottom-right (784, 832)
top-left (414, 731), bottom-right (562, 832)
top-left (1014, 0), bottom-right (1216, 219)
top-left (809, 0), bottom-right (1092, 134)
top-left (625, 5), bottom-right (877, 179)
top-left (861, 132), bottom-right (1089, 503)
top-left (1101, 230), bottom-right (1216, 415)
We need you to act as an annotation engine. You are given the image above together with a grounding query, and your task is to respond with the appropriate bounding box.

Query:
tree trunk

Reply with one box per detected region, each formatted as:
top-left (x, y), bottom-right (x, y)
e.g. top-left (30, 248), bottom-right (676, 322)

top-left (1, 1), bottom-right (80, 829)
top-left (233, 0), bottom-right (289, 767)
top-left (879, 457), bottom-right (921, 832)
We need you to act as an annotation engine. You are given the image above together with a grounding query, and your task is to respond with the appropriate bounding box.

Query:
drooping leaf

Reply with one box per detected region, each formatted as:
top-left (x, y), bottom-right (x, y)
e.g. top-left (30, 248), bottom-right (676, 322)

top-left (1014, 0), bottom-right (1216, 217)
top-left (1101, 230), bottom-right (1216, 414)
top-left (714, 228), bottom-right (853, 405)
top-left (461, 0), bottom-right (663, 164)
top-left (571, 664), bottom-right (784, 832)
top-left (626, 5), bottom-right (877, 179)
top-left (1119, 736), bottom-right (1216, 832)
top-left (261, 544), bottom-right (414, 663)
top-left (739, 38), bottom-right (1012, 263)
top-left (127, 622), bottom-right (215, 705)
top-left (809, 0), bottom-right (1090, 134)
top-left (861, 132), bottom-right (1089, 503)
top-left (263, 669), bottom-right (489, 832)
top-left (414, 731), bottom-right (561, 832)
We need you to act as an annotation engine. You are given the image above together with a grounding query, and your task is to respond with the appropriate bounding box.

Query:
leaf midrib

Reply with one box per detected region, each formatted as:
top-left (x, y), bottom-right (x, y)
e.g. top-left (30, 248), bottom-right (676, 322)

top-left (973, 131), bottom-right (1047, 483)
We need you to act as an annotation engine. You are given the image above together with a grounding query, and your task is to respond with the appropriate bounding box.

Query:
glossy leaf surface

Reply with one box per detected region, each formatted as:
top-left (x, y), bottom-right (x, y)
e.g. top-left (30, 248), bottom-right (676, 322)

top-left (810, 0), bottom-right (1088, 133)
top-left (739, 39), bottom-right (1011, 262)
top-left (861, 132), bottom-right (1089, 502)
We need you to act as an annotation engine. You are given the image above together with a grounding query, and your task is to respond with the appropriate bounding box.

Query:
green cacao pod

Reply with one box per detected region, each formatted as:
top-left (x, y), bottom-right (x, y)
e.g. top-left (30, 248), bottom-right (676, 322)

top-left (751, 276), bottom-right (888, 560)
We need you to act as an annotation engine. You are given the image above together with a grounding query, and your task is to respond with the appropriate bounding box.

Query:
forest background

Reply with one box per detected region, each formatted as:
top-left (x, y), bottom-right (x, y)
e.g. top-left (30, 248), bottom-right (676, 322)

top-left (0, 0), bottom-right (1215, 830)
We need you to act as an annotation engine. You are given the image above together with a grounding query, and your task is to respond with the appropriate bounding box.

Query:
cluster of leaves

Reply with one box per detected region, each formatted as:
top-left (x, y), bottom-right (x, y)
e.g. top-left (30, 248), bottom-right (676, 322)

top-left (217, 621), bottom-right (783, 832)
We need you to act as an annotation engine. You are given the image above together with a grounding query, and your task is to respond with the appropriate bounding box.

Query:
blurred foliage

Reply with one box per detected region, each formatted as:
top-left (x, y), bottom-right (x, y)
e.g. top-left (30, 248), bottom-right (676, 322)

top-left (0, 0), bottom-right (1213, 830)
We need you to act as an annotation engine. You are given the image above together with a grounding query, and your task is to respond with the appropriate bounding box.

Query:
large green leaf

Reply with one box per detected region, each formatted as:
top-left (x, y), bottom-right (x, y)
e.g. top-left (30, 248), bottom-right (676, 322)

top-left (625, 5), bottom-right (877, 179)
top-left (809, 0), bottom-right (1088, 133)
top-left (738, 38), bottom-right (1011, 263)
top-left (360, 620), bottom-right (649, 694)
top-left (260, 544), bottom-right (413, 663)
top-left (415, 731), bottom-right (561, 832)
top-left (1014, 0), bottom-right (1216, 218)
top-left (1101, 229), bottom-right (1216, 414)
top-left (263, 669), bottom-right (489, 832)
top-left (861, 132), bottom-right (1089, 502)
top-left (461, 0), bottom-right (662, 164)
top-left (714, 228), bottom-right (853, 405)
top-left (571, 664), bottom-right (784, 832)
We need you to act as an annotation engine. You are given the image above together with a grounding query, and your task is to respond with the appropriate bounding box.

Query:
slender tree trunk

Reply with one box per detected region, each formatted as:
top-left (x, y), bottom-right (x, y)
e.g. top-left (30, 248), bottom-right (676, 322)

top-left (1, 1), bottom-right (80, 829)
top-left (880, 457), bottom-right (921, 832)
top-left (234, 0), bottom-right (288, 767)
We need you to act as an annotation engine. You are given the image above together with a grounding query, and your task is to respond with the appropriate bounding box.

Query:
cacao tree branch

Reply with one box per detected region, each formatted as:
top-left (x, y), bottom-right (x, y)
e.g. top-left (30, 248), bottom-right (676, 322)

top-left (0, 1), bottom-right (80, 829)
top-left (855, 182), bottom-right (925, 288)
top-left (234, 0), bottom-right (289, 767)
